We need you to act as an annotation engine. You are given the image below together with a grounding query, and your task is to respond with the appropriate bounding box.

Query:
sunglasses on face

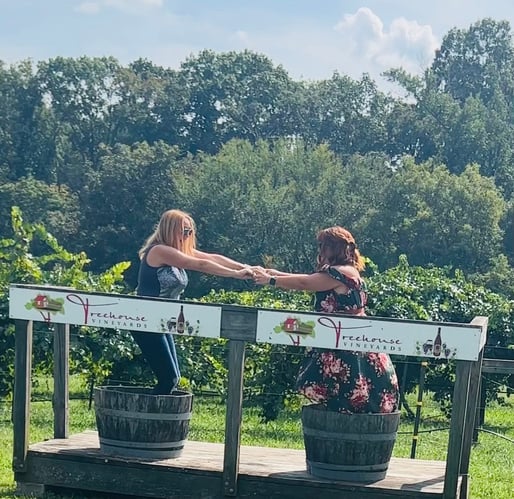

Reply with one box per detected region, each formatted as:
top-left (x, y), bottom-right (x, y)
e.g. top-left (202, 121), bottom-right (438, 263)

top-left (183, 228), bottom-right (193, 237)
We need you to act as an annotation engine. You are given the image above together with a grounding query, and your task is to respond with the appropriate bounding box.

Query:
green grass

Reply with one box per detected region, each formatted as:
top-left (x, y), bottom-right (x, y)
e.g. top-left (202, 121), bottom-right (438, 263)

top-left (1, 389), bottom-right (513, 499)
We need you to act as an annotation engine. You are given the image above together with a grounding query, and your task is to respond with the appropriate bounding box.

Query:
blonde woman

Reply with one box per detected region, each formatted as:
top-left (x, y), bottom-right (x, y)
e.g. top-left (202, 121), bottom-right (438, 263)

top-left (254, 226), bottom-right (398, 413)
top-left (133, 209), bottom-right (252, 394)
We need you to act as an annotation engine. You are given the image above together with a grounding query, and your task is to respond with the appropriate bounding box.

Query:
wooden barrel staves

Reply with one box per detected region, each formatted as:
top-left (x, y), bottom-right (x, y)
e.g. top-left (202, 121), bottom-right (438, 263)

top-left (301, 404), bottom-right (400, 483)
top-left (94, 386), bottom-right (193, 460)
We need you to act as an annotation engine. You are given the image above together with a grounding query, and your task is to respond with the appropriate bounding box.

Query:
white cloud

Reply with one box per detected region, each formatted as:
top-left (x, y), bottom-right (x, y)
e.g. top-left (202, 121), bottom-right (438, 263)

top-left (106, 0), bottom-right (163, 9)
top-left (334, 7), bottom-right (439, 78)
top-left (232, 30), bottom-right (250, 44)
top-left (75, 2), bottom-right (101, 14)
top-left (67, 4), bottom-right (440, 95)
top-left (75, 0), bottom-right (163, 15)
top-left (335, 7), bottom-right (384, 51)
top-left (214, 7), bottom-right (440, 92)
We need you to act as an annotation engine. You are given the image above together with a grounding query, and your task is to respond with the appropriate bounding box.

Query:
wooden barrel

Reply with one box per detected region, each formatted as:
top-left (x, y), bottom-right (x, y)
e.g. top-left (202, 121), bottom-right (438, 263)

top-left (94, 386), bottom-right (193, 460)
top-left (301, 404), bottom-right (400, 483)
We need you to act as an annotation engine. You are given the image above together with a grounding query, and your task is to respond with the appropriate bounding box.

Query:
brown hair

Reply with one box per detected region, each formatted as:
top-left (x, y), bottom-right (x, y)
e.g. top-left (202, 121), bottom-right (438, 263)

top-left (316, 226), bottom-right (365, 271)
top-left (138, 209), bottom-right (197, 258)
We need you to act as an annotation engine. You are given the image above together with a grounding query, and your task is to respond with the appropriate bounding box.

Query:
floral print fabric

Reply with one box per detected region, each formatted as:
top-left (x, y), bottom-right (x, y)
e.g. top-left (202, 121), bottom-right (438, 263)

top-left (296, 267), bottom-right (399, 414)
top-left (314, 265), bottom-right (368, 313)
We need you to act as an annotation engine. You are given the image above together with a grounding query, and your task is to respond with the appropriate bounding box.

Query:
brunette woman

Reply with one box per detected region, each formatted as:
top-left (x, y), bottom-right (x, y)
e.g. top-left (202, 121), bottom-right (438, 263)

top-left (254, 226), bottom-right (398, 413)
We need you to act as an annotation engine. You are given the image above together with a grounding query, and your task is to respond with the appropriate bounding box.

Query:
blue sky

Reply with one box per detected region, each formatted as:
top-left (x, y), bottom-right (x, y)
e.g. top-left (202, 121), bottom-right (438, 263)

top-left (1, 1), bottom-right (514, 92)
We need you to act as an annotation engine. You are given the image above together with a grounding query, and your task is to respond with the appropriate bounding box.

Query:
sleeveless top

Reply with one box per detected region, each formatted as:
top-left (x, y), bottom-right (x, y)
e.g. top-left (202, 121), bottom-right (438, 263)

top-left (314, 266), bottom-right (367, 314)
top-left (136, 245), bottom-right (188, 300)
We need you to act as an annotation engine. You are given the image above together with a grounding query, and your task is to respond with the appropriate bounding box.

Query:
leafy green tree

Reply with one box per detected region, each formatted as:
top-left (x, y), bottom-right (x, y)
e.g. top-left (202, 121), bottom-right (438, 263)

top-left (300, 73), bottom-right (390, 157)
top-left (177, 50), bottom-right (299, 154)
top-left (471, 254), bottom-right (514, 299)
top-left (503, 198), bottom-right (514, 265)
top-left (386, 21), bottom-right (514, 195)
top-left (426, 89), bottom-right (514, 195)
top-left (364, 159), bottom-right (506, 272)
top-left (36, 56), bottom-right (124, 169)
top-left (0, 59), bottom-right (54, 181)
top-left (173, 139), bottom-right (359, 296)
top-left (172, 141), bottom-right (506, 290)
top-left (431, 19), bottom-right (514, 105)
top-left (330, 152), bottom-right (397, 247)
top-left (77, 141), bottom-right (183, 285)
top-left (111, 59), bottom-right (188, 148)
top-left (0, 177), bottom-right (80, 242)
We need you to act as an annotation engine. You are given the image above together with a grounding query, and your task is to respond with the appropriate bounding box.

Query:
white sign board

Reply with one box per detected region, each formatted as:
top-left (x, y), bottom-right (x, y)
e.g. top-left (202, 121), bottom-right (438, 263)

top-left (256, 310), bottom-right (485, 361)
top-left (9, 285), bottom-right (222, 338)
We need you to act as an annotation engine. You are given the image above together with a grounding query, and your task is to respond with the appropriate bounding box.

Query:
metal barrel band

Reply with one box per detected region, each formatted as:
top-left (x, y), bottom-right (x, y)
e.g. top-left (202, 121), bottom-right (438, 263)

top-left (307, 460), bottom-right (389, 472)
top-left (95, 407), bottom-right (191, 421)
top-left (99, 436), bottom-right (187, 449)
top-left (302, 427), bottom-right (397, 441)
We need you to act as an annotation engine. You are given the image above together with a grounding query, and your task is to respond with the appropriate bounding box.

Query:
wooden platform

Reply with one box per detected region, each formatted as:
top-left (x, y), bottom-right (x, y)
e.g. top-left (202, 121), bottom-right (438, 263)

top-left (15, 431), bottom-right (458, 499)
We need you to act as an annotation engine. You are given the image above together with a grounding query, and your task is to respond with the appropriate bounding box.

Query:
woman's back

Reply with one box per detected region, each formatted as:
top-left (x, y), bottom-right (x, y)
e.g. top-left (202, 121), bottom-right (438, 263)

top-left (314, 265), bottom-right (367, 316)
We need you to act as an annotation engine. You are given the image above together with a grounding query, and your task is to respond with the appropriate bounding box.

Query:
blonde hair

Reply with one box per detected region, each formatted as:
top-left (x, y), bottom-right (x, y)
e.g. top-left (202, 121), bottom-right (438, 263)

top-left (139, 209), bottom-right (196, 258)
top-left (316, 226), bottom-right (365, 271)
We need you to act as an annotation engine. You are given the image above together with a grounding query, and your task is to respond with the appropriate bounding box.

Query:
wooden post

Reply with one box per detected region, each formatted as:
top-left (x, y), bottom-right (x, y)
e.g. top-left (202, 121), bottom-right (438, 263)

top-left (458, 316), bottom-right (488, 498)
top-left (473, 378), bottom-right (486, 443)
top-left (458, 349), bottom-right (484, 499)
top-left (474, 357), bottom-right (514, 443)
top-left (443, 360), bottom-right (472, 499)
top-left (53, 323), bottom-right (69, 439)
top-left (410, 361), bottom-right (427, 459)
top-left (222, 339), bottom-right (245, 497)
top-left (12, 319), bottom-right (33, 473)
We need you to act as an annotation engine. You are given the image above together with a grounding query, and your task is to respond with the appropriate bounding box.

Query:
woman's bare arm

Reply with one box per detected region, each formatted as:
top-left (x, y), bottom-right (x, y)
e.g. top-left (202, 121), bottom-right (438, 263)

top-left (193, 249), bottom-right (249, 270)
top-left (148, 245), bottom-right (252, 279)
top-left (254, 269), bottom-right (344, 292)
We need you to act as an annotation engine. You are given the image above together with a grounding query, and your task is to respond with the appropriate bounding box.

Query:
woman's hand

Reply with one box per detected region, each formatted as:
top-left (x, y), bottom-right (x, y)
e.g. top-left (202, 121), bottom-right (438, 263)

top-left (234, 267), bottom-right (255, 280)
top-left (253, 267), bottom-right (272, 285)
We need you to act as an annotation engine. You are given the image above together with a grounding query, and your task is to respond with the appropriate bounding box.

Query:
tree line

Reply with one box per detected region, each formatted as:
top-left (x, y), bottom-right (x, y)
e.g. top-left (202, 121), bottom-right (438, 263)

top-left (1, 18), bottom-right (513, 293)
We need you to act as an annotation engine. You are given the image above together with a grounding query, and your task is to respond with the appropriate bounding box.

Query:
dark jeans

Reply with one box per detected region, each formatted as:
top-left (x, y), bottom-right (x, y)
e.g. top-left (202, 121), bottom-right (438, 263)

top-left (131, 332), bottom-right (181, 394)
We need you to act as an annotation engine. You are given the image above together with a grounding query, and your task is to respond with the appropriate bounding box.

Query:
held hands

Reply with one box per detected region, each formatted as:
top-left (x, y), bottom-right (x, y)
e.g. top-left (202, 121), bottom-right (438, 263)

top-left (234, 265), bottom-right (277, 285)
top-left (252, 267), bottom-right (273, 286)
top-left (236, 266), bottom-right (255, 280)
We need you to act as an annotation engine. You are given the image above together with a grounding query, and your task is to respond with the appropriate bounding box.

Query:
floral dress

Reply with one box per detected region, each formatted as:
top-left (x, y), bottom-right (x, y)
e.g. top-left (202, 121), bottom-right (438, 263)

top-left (296, 266), bottom-right (399, 414)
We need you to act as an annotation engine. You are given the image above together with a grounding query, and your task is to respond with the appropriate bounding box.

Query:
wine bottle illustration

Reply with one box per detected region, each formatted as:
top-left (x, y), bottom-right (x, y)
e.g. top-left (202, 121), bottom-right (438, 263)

top-left (433, 327), bottom-right (442, 357)
top-left (177, 305), bottom-right (185, 334)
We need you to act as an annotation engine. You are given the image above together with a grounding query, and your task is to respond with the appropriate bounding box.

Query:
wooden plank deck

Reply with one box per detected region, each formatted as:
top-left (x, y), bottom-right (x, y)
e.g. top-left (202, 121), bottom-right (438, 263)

top-left (15, 431), bottom-right (457, 499)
